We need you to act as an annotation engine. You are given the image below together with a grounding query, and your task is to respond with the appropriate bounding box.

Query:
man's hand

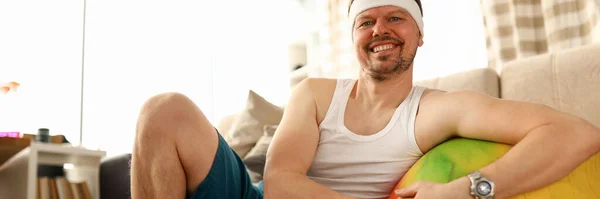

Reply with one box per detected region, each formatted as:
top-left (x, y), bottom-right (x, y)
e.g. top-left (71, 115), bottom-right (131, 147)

top-left (395, 179), bottom-right (473, 199)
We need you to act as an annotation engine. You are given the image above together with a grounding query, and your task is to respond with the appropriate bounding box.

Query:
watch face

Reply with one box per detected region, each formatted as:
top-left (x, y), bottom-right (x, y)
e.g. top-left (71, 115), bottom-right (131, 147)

top-left (476, 181), bottom-right (492, 196)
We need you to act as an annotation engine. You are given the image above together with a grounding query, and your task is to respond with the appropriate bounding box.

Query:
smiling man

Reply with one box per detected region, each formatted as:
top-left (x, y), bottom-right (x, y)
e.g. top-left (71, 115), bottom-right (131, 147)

top-left (130, 0), bottom-right (600, 199)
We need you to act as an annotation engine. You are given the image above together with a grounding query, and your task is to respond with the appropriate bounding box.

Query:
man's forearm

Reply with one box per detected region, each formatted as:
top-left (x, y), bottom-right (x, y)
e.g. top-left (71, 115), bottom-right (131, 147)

top-left (263, 172), bottom-right (355, 199)
top-left (448, 121), bottom-right (600, 199)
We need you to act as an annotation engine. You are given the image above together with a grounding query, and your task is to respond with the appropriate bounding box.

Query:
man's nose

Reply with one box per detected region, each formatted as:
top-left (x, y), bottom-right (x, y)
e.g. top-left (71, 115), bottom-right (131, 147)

top-left (372, 19), bottom-right (390, 37)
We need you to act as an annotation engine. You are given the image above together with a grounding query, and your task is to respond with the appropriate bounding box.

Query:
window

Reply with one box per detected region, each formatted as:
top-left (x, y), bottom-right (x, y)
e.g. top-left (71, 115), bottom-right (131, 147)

top-left (2, 0), bottom-right (304, 157)
top-left (0, 0), bottom-right (84, 144)
top-left (412, 0), bottom-right (488, 81)
top-left (82, 0), bottom-right (302, 156)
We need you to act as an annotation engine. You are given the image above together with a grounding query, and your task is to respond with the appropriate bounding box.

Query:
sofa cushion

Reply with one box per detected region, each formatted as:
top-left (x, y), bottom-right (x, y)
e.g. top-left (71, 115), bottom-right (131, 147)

top-left (225, 90), bottom-right (284, 158)
top-left (501, 44), bottom-right (600, 127)
top-left (414, 68), bottom-right (500, 98)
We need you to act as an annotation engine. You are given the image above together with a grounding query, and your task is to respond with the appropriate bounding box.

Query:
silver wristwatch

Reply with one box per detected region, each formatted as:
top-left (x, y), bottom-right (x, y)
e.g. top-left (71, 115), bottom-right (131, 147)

top-left (467, 171), bottom-right (495, 199)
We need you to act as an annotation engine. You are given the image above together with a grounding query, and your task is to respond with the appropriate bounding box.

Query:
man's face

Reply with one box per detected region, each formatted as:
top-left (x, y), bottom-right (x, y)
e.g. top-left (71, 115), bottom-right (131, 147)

top-left (353, 6), bottom-right (423, 81)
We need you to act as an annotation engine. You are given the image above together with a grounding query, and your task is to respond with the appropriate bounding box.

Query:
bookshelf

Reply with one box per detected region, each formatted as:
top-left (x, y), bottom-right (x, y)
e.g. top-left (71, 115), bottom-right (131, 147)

top-left (0, 142), bottom-right (106, 199)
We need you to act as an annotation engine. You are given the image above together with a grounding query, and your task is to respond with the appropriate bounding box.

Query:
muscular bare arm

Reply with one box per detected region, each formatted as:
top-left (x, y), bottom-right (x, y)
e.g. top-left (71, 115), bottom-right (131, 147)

top-left (404, 90), bottom-right (600, 199)
top-left (263, 78), bottom-right (354, 199)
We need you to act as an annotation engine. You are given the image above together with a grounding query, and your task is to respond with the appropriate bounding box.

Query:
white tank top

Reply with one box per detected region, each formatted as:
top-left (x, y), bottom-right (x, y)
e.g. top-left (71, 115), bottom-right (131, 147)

top-left (307, 79), bottom-right (426, 199)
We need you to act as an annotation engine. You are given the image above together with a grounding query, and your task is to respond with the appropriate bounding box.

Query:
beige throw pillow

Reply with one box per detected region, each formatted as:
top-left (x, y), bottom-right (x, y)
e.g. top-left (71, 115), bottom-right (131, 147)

top-left (244, 125), bottom-right (278, 183)
top-left (225, 90), bottom-right (283, 158)
top-left (244, 125), bottom-right (277, 161)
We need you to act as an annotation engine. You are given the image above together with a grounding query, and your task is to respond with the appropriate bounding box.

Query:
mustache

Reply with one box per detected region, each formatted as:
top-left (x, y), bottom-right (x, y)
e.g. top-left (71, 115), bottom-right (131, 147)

top-left (364, 36), bottom-right (404, 52)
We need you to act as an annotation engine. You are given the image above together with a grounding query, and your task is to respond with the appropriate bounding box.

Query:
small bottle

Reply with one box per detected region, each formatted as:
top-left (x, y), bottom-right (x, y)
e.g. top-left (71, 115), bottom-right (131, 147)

top-left (36, 128), bottom-right (50, 143)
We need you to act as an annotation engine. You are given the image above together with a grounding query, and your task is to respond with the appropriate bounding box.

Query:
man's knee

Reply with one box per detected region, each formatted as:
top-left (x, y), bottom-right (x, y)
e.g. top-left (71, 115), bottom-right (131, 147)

top-left (136, 92), bottom-right (203, 140)
top-left (140, 92), bottom-right (197, 115)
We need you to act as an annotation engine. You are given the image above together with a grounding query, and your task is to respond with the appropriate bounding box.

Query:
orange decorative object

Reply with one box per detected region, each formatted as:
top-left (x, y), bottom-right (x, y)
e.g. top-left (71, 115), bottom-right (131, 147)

top-left (1, 82), bottom-right (20, 94)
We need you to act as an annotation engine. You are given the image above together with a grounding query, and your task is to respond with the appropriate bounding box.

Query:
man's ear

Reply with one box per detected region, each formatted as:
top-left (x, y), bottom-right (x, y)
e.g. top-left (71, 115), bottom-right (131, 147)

top-left (418, 34), bottom-right (424, 46)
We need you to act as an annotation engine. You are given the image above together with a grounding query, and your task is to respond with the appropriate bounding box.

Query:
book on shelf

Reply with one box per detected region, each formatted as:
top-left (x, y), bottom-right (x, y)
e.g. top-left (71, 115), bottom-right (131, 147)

top-left (37, 176), bottom-right (91, 199)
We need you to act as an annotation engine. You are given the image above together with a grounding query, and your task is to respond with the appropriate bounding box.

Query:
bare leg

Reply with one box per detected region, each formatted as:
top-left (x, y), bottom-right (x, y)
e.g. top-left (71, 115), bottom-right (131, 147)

top-left (131, 92), bottom-right (219, 199)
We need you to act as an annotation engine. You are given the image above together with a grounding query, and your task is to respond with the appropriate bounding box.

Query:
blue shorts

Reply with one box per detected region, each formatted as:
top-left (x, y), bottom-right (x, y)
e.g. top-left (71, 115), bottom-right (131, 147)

top-left (188, 131), bottom-right (264, 199)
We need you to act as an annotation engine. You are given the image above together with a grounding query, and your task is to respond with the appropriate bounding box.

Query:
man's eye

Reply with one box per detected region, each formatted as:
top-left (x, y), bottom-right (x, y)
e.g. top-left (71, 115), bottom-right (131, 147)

top-left (360, 21), bottom-right (374, 27)
top-left (390, 17), bottom-right (403, 22)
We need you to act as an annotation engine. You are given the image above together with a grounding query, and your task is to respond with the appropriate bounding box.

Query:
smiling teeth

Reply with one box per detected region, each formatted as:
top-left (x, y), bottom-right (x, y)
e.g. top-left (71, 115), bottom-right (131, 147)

top-left (373, 44), bottom-right (394, 53)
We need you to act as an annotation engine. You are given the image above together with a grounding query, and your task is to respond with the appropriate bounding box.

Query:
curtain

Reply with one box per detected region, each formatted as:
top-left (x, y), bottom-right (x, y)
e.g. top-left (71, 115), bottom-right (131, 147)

top-left (481, 0), bottom-right (600, 70)
top-left (320, 0), bottom-right (360, 78)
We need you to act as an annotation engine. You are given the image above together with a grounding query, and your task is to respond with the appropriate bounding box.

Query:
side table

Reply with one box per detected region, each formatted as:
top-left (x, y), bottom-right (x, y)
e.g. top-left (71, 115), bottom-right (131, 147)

top-left (0, 142), bottom-right (106, 199)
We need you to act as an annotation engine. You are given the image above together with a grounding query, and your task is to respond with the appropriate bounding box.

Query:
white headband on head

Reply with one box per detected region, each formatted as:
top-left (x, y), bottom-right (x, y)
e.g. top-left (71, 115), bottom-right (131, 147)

top-left (349, 0), bottom-right (424, 36)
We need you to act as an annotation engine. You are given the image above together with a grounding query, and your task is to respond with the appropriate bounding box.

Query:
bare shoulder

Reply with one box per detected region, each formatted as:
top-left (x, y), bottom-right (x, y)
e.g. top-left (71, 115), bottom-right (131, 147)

top-left (287, 77), bottom-right (336, 105)
top-left (295, 78), bottom-right (339, 124)
top-left (415, 88), bottom-right (498, 152)
top-left (419, 89), bottom-right (501, 124)
top-left (418, 88), bottom-right (472, 111)
top-left (420, 88), bottom-right (499, 109)
top-left (265, 78), bottom-right (338, 177)
top-left (298, 77), bottom-right (337, 92)
top-left (295, 78), bottom-right (337, 93)
top-left (419, 88), bottom-right (446, 101)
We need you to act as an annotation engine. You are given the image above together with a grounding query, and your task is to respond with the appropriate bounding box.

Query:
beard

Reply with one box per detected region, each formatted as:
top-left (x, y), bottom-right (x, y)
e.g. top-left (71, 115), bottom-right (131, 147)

top-left (363, 36), bottom-right (417, 82)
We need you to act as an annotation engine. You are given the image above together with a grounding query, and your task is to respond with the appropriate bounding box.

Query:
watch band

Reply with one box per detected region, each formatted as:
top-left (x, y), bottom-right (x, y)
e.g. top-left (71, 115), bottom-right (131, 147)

top-left (467, 171), bottom-right (495, 199)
